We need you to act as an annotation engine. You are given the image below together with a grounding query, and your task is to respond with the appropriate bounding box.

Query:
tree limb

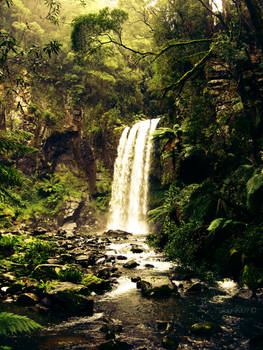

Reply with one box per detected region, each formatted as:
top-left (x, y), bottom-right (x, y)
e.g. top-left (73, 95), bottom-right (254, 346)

top-left (162, 44), bottom-right (214, 96)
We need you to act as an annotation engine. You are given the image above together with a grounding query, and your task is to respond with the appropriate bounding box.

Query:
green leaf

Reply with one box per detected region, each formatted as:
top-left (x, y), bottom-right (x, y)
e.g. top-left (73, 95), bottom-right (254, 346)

top-left (0, 312), bottom-right (42, 337)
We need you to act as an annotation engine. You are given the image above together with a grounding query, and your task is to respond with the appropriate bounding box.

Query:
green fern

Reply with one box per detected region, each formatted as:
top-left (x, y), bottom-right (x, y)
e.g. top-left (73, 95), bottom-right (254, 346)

top-left (0, 312), bottom-right (42, 337)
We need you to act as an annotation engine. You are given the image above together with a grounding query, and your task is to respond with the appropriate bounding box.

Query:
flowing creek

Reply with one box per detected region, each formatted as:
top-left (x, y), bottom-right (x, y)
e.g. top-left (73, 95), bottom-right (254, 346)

top-left (16, 230), bottom-right (263, 349)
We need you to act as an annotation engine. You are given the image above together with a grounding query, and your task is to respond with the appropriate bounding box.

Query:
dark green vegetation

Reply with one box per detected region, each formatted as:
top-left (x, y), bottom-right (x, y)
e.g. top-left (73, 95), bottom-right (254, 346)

top-left (0, 0), bottom-right (263, 303)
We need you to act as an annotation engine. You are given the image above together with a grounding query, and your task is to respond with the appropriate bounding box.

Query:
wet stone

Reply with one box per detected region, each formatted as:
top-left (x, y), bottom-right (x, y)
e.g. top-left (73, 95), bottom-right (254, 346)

top-left (32, 227), bottom-right (48, 236)
top-left (131, 246), bottom-right (144, 254)
top-left (131, 276), bottom-right (141, 283)
top-left (16, 293), bottom-right (39, 306)
top-left (123, 260), bottom-right (139, 269)
top-left (97, 268), bottom-right (111, 279)
top-left (117, 255), bottom-right (127, 260)
top-left (185, 282), bottom-right (208, 294)
top-left (47, 258), bottom-right (61, 264)
top-left (145, 264), bottom-right (154, 268)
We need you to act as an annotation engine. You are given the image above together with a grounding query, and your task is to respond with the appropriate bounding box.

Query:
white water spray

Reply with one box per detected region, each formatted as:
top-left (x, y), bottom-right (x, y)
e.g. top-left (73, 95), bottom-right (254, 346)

top-left (107, 118), bottom-right (160, 234)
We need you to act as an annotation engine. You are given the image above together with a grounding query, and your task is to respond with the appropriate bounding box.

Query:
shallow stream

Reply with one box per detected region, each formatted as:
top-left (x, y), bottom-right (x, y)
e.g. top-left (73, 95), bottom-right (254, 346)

top-left (9, 232), bottom-right (263, 349)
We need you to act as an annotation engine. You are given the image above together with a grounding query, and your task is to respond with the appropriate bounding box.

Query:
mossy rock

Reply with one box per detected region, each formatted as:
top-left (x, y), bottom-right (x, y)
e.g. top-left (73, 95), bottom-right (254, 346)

top-left (190, 321), bottom-right (221, 335)
top-left (82, 274), bottom-right (111, 294)
top-left (46, 283), bottom-right (94, 316)
top-left (246, 173), bottom-right (263, 212)
top-left (32, 264), bottom-right (62, 279)
top-left (142, 284), bottom-right (178, 299)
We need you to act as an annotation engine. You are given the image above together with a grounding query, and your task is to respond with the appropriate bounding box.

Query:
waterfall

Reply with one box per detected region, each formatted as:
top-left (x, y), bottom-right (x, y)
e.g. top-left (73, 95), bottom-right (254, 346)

top-left (107, 118), bottom-right (160, 234)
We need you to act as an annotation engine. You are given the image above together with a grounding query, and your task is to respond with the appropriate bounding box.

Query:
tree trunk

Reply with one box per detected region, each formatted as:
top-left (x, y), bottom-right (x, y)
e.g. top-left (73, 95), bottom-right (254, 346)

top-left (244, 0), bottom-right (263, 52)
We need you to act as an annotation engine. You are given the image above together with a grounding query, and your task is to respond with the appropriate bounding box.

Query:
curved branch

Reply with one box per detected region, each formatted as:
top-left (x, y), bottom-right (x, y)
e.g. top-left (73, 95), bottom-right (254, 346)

top-left (163, 44), bottom-right (214, 96)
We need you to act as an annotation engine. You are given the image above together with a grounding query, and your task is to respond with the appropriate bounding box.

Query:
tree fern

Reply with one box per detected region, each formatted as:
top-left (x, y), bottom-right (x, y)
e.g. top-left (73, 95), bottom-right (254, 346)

top-left (0, 312), bottom-right (42, 337)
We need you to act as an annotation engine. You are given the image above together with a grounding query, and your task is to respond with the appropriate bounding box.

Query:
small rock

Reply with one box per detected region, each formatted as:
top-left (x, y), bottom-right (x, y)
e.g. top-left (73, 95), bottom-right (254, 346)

top-left (123, 260), bottom-right (139, 269)
top-left (47, 258), bottom-right (61, 264)
top-left (106, 256), bottom-right (116, 262)
top-left (145, 264), bottom-right (154, 268)
top-left (32, 227), bottom-right (48, 236)
top-left (131, 277), bottom-right (141, 283)
top-left (75, 255), bottom-right (91, 267)
top-left (97, 268), bottom-right (111, 280)
top-left (117, 255), bottom-right (127, 260)
top-left (131, 246), bottom-right (144, 254)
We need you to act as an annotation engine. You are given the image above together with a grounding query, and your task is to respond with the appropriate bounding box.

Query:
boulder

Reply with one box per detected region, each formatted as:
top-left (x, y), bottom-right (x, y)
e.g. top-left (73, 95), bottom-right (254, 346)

top-left (32, 264), bottom-right (62, 279)
top-left (82, 275), bottom-right (111, 295)
top-left (185, 282), bottom-right (208, 294)
top-left (144, 285), bottom-right (177, 298)
top-left (16, 293), bottom-right (39, 306)
top-left (50, 281), bottom-right (90, 294)
top-left (43, 282), bottom-right (93, 316)
top-left (104, 230), bottom-right (132, 238)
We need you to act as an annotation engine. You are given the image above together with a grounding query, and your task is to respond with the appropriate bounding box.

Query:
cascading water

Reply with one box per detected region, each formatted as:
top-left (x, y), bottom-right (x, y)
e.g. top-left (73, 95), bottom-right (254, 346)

top-left (107, 118), bottom-right (160, 234)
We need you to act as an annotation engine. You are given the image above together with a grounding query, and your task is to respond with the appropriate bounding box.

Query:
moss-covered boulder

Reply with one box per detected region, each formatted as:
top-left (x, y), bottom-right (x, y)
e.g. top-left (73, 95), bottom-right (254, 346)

top-left (32, 264), bottom-right (62, 279)
top-left (42, 282), bottom-right (93, 316)
top-left (82, 274), bottom-right (111, 294)
top-left (138, 281), bottom-right (178, 298)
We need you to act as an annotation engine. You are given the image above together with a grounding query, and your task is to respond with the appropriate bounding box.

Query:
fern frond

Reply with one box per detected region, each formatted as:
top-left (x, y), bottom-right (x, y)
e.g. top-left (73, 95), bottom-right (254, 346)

top-left (0, 163), bottom-right (24, 187)
top-left (0, 130), bottom-right (36, 156)
top-left (148, 205), bottom-right (168, 222)
top-left (152, 127), bottom-right (176, 141)
top-left (0, 312), bottom-right (42, 337)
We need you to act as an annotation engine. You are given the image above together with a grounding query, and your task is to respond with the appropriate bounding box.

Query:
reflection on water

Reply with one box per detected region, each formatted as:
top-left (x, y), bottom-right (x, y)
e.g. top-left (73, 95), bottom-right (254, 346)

top-left (105, 277), bottom-right (136, 298)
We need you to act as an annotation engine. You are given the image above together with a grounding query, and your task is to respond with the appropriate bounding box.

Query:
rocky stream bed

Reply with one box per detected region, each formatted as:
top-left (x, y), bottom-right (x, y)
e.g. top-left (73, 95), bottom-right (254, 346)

top-left (1, 226), bottom-right (263, 350)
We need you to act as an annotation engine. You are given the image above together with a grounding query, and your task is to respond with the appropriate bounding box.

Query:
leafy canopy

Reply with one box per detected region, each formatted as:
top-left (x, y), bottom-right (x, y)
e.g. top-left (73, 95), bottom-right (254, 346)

top-left (71, 7), bottom-right (128, 53)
